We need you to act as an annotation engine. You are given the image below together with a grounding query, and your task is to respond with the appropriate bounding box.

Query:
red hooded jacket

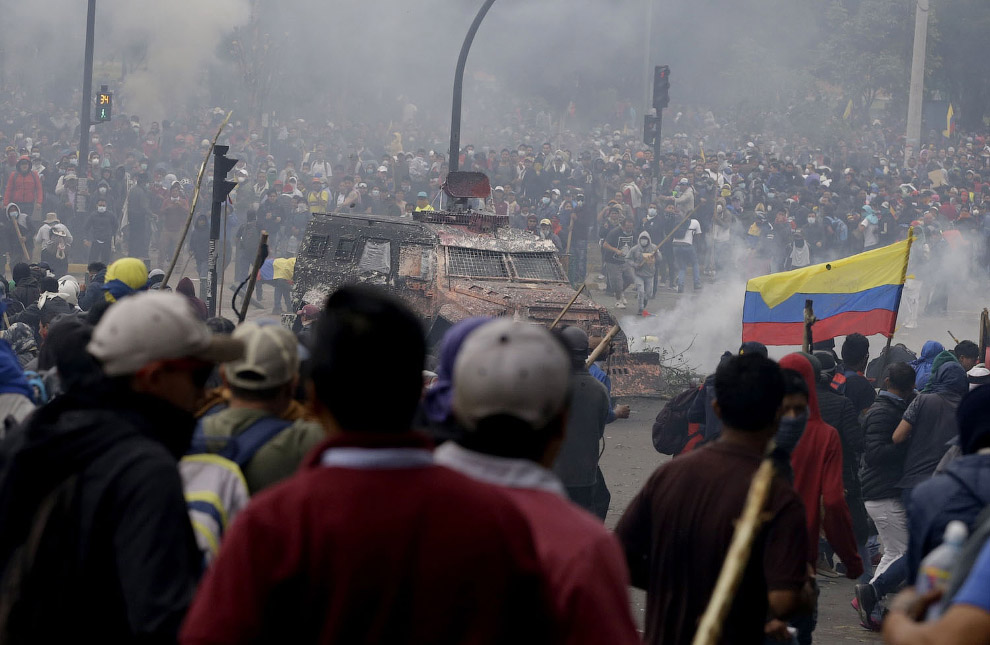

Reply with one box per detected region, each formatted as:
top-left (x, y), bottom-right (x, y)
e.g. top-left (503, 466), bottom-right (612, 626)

top-left (780, 353), bottom-right (864, 579)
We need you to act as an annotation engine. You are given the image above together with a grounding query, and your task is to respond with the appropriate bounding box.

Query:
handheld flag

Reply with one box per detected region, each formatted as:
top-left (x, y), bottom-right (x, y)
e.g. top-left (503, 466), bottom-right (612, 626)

top-left (842, 99), bottom-right (853, 120)
top-left (943, 103), bottom-right (955, 138)
top-left (742, 231), bottom-right (913, 346)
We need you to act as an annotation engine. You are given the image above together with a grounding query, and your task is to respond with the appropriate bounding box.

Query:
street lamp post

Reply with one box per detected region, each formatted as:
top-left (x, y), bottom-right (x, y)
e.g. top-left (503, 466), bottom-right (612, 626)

top-left (447, 0), bottom-right (497, 174)
top-left (79, 0), bottom-right (96, 169)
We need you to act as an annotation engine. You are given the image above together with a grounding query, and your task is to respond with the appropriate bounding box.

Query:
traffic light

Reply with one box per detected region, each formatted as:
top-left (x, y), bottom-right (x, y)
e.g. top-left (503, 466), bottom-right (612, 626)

top-left (653, 65), bottom-right (670, 110)
top-left (96, 89), bottom-right (113, 122)
top-left (212, 145), bottom-right (238, 204)
top-left (644, 114), bottom-right (659, 146)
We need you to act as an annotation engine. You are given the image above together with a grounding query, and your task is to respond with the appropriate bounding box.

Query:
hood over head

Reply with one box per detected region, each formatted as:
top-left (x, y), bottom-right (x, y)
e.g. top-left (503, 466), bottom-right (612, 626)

top-left (780, 353), bottom-right (821, 421)
top-left (422, 317), bottom-right (492, 425)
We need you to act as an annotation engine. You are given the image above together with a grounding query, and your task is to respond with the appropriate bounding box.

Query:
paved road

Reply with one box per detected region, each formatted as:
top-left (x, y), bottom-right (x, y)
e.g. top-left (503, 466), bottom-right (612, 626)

top-left (600, 397), bottom-right (883, 643)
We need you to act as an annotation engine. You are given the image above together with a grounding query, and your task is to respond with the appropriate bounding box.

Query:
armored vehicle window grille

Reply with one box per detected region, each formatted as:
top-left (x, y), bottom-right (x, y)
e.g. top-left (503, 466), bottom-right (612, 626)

top-left (446, 247), bottom-right (508, 279)
top-left (509, 253), bottom-right (565, 281)
top-left (335, 238), bottom-right (358, 261)
top-left (307, 234), bottom-right (330, 258)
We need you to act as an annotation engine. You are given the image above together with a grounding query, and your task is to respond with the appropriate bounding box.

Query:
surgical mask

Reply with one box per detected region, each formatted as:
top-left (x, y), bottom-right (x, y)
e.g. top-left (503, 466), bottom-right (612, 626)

top-left (640, 239), bottom-right (649, 247)
top-left (775, 411), bottom-right (808, 453)
top-left (371, 190), bottom-right (380, 197)
top-left (99, 186), bottom-right (107, 194)
top-left (140, 163), bottom-right (148, 171)
top-left (97, 206), bottom-right (106, 213)
top-left (542, 197), bottom-right (550, 205)
top-left (807, 217), bottom-right (816, 224)
top-left (648, 208), bottom-right (657, 218)
top-left (576, 200), bottom-right (584, 207)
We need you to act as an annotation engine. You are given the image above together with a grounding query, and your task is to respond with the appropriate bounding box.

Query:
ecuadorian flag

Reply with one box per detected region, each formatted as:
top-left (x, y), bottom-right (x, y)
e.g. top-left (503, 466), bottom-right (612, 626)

top-left (742, 235), bottom-right (913, 346)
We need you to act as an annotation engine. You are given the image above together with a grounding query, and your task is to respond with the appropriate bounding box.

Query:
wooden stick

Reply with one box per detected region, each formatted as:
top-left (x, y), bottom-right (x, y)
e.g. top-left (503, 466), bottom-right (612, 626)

top-left (161, 110), bottom-right (233, 289)
top-left (691, 458), bottom-right (777, 645)
top-left (11, 218), bottom-right (30, 262)
top-left (549, 283), bottom-right (585, 330)
top-left (802, 299), bottom-right (816, 354)
top-left (237, 232), bottom-right (268, 324)
top-left (585, 323), bottom-right (621, 368)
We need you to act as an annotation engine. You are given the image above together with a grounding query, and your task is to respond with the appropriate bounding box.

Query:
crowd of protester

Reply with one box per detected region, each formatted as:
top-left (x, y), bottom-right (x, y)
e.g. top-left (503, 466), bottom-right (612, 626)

top-left (1, 95), bottom-right (989, 320)
top-left (0, 90), bottom-right (990, 643)
top-left (0, 263), bottom-right (986, 643)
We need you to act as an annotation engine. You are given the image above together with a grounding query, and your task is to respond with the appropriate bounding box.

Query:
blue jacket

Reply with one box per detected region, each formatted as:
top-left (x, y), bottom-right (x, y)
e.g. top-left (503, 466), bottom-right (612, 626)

top-left (589, 363), bottom-right (616, 424)
top-left (907, 454), bottom-right (990, 583)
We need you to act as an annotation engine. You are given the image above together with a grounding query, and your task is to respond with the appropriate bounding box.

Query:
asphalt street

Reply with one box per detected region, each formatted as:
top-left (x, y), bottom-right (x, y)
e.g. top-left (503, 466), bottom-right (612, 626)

top-left (601, 397), bottom-right (884, 643)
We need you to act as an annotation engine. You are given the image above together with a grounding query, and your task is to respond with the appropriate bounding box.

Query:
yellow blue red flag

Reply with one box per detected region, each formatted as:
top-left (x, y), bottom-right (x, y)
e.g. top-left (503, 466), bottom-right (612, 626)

top-left (742, 233), bottom-right (913, 346)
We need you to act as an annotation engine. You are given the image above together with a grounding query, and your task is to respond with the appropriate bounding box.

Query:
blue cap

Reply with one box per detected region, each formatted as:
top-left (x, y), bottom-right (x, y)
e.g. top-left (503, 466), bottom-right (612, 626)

top-left (417, 191), bottom-right (428, 198)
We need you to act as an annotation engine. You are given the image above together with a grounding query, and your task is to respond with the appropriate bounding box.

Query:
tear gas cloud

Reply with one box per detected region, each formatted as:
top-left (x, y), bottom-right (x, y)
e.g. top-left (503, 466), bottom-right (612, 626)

top-left (2, 0), bottom-right (822, 134)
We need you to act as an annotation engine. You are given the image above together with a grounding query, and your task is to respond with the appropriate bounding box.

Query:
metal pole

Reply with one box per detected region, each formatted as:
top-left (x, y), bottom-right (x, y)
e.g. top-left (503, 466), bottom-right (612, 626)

top-left (78, 0), bottom-right (96, 169)
top-left (448, 0), bottom-right (497, 173)
top-left (643, 0), bottom-right (654, 113)
top-left (904, 0), bottom-right (929, 164)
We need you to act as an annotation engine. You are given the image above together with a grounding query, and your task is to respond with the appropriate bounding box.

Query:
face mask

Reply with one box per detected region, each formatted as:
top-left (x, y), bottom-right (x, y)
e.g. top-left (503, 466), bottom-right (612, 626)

top-left (775, 411), bottom-right (808, 453)
top-left (648, 208), bottom-right (657, 218)
top-left (576, 200), bottom-right (584, 207)
top-left (140, 163), bottom-right (148, 171)
top-left (542, 197), bottom-right (550, 205)
top-left (371, 190), bottom-right (380, 197)
top-left (99, 187), bottom-right (107, 194)
top-left (91, 158), bottom-right (100, 167)
top-left (807, 217), bottom-right (816, 224)
top-left (640, 239), bottom-right (649, 247)
top-left (171, 196), bottom-right (180, 202)
top-left (540, 228), bottom-right (550, 238)
top-left (97, 206), bottom-right (106, 213)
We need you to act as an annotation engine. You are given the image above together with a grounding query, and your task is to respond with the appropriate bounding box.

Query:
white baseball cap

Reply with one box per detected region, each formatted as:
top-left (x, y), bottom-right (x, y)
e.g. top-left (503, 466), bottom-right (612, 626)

top-left (452, 320), bottom-right (570, 430)
top-left (88, 291), bottom-right (243, 376)
top-left (223, 321), bottom-right (299, 390)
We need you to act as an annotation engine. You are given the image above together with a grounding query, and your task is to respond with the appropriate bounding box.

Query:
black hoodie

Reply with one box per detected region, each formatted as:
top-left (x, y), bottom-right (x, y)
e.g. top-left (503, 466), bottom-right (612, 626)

top-left (0, 382), bottom-right (201, 643)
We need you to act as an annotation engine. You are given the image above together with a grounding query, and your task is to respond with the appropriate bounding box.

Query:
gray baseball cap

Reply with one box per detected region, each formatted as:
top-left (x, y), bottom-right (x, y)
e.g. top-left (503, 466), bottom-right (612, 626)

top-left (452, 320), bottom-right (570, 429)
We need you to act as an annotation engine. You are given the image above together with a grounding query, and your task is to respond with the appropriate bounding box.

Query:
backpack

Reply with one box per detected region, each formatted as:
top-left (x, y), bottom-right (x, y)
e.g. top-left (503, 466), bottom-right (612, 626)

top-left (652, 386), bottom-right (701, 455)
top-left (182, 416), bottom-right (292, 563)
top-left (187, 416), bottom-right (293, 468)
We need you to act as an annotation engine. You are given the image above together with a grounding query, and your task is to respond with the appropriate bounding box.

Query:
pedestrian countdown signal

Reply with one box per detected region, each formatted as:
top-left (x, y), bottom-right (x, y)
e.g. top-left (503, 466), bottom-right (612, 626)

top-left (96, 91), bottom-right (112, 122)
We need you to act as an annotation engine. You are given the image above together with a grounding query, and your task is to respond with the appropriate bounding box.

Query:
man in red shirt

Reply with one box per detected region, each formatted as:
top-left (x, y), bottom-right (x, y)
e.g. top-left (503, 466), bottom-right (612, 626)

top-left (182, 286), bottom-right (550, 644)
top-left (435, 319), bottom-right (640, 645)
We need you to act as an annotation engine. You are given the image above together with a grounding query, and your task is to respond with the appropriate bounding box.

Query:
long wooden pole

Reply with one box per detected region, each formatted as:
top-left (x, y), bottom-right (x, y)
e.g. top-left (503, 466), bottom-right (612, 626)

top-left (802, 299), bottom-right (816, 354)
top-left (549, 283), bottom-right (585, 330)
top-left (237, 232), bottom-right (268, 324)
top-left (161, 111), bottom-right (232, 289)
top-left (691, 458), bottom-right (777, 645)
top-left (585, 323), bottom-right (621, 368)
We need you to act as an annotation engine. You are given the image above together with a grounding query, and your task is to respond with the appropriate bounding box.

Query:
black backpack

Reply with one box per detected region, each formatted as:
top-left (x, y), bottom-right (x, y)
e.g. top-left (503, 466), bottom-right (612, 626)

top-left (652, 385), bottom-right (701, 455)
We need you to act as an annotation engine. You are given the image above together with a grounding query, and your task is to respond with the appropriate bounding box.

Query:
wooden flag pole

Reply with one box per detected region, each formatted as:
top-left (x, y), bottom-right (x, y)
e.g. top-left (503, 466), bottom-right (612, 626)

top-left (802, 299), bottom-right (816, 354)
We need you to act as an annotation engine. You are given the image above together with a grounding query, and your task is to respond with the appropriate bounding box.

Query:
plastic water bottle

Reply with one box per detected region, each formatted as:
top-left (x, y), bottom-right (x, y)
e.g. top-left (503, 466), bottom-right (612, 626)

top-left (915, 520), bottom-right (968, 620)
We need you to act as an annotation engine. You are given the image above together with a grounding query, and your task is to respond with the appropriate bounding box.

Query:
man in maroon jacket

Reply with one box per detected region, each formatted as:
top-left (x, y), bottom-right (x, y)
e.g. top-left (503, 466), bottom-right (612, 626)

top-left (181, 285), bottom-right (550, 645)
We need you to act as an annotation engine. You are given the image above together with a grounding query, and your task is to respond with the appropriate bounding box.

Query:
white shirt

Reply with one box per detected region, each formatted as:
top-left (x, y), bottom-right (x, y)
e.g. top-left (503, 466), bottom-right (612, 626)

top-left (861, 218), bottom-right (879, 248)
top-left (675, 219), bottom-right (702, 245)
